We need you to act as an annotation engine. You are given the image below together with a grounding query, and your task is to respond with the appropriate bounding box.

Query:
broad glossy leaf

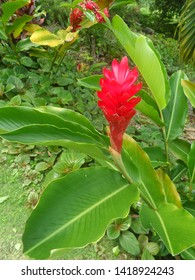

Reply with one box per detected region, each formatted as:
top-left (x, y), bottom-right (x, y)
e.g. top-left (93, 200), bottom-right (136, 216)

top-left (136, 99), bottom-right (163, 126)
top-left (169, 138), bottom-right (191, 164)
top-left (122, 134), bottom-right (165, 209)
top-left (2, 0), bottom-right (29, 24)
top-left (30, 28), bottom-right (63, 47)
top-left (181, 80), bottom-right (195, 107)
top-left (22, 167), bottom-right (139, 259)
top-left (77, 75), bottom-right (103, 91)
top-left (112, 15), bottom-right (170, 110)
top-left (163, 71), bottom-right (188, 141)
top-left (141, 203), bottom-right (195, 255)
top-left (156, 169), bottom-right (182, 208)
top-left (16, 38), bottom-right (38, 52)
top-left (0, 106), bottom-right (104, 143)
top-left (0, 125), bottom-right (108, 161)
top-left (188, 142), bottom-right (195, 184)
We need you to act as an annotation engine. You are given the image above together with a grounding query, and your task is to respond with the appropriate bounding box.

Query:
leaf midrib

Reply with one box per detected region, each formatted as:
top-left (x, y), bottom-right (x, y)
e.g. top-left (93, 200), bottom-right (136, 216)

top-left (166, 73), bottom-right (180, 141)
top-left (25, 183), bottom-right (130, 254)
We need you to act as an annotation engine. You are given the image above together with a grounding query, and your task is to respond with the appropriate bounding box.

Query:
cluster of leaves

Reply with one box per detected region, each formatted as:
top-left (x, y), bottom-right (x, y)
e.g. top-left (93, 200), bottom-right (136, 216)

top-left (0, 1), bottom-right (194, 261)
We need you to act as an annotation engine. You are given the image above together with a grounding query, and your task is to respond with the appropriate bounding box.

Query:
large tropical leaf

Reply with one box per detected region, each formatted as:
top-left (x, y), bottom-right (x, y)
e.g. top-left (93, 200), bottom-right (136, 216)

top-left (141, 203), bottom-right (195, 255)
top-left (121, 134), bottom-right (166, 209)
top-left (111, 15), bottom-right (170, 110)
top-left (23, 167), bottom-right (139, 259)
top-left (163, 71), bottom-right (188, 141)
top-left (0, 106), bottom-right (109, 161)
top-left (178, 0), bottom-right (195, 63)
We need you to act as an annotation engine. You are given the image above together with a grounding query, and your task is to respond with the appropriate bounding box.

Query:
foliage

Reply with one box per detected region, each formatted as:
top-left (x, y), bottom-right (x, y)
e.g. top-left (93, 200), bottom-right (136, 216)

top-left (0, 1), bottom-right (194, 261)
top-left (177, 0), bottom-right (195, 64)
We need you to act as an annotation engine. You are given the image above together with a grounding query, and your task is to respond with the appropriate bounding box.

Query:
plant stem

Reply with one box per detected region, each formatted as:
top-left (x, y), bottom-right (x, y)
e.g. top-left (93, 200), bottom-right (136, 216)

top-left (159, 110), bottom-right (169, 163)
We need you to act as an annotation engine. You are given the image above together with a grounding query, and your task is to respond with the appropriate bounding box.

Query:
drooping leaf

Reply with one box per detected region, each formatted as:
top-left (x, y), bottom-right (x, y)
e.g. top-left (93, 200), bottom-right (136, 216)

top-left (22, 167), bottom-right (139, 259)
top-left (156, 169), bottom-right (182, 208)
top-left (181, 79), bottom-right (195, 107)
top-left (143, 146), bottom-right (166, 168)
top-left (169, 138), bottom-right (191, 164)
top-left (141, 203), bottom-right (195, 255)
top-left (163, 71), bottom-right (188, 141)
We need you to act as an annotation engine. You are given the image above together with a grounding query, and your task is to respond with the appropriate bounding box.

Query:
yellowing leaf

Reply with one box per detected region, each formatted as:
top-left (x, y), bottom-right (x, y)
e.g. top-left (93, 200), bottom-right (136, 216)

top-left (30, 29), bottom-right (63, 47)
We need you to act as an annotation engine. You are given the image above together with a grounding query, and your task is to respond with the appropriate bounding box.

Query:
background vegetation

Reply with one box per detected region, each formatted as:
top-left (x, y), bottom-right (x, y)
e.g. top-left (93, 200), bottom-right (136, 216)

top-left (0, 0), bottom-right (194, 260)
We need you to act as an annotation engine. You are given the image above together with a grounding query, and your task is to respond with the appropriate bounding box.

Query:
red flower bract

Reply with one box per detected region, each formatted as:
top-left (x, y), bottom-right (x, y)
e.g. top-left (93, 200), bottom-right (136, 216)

top-left (97, 56), bottom-right (142, 153)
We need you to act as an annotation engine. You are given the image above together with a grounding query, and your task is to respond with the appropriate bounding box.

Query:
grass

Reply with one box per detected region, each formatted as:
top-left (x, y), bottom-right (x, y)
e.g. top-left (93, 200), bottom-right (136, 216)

top-left (0, 151), bottom-right (30, 260)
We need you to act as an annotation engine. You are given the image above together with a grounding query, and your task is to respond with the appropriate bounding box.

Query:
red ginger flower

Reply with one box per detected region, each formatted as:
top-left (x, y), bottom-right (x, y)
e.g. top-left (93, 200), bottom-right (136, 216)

top-left (70, 0), bottom-right (109, 31)
top-left (97, 56), bottom-right (142, 153)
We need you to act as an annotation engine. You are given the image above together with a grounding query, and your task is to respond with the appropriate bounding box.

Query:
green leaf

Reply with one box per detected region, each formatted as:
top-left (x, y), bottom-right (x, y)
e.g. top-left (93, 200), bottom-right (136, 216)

top-left (181, 80), bottom-right (195, 107)
top-left (122, 134), bottom-right (165, 209)
top-left (53, 150), bottom-right (85, 174)
top-left (30, 28), bottom-right (63, 47)
top-left (156, 169), bottom-right (182, 208)
top-left (6, 14), bottom-right (33, 38)
top-left (107, 224), bottom-right (120, 240)
top-left (110, 0), bottom-right (136, 9)
top-left (119, 231), bottom-right (140, 256)
top-left (136, 98), bottom-right (164, 127)
top-left (16, 37), bottom-right (39, 51)
top-left (188, 142), bottom-right (195, 184)
top-left (183, 201), bottom-right (195, 217)
top-left (77, 75), bottom-right (103, 91)
top-left (131, 217), bottom-right (149, 234)
top-left (169, 138), bottom-right (191, 164)
top-left (146, 242), bottom-right (160, 256)
top-left (8, 95), bottom-right (22, 106)
top-left (2, 0), bottom-right (29, 24)
top-left (0, 106), bottom-right (108, 160)
top-left (180, 247), bottom-right (195, 260)
top-left (7, 76), bottom-right (24, 91)
top-left (22, 167), bottom-right (139, 259)
top-left (112, 15), bottom-right (170, 110)
top-left (163, 71), bottom-right (188, 141)
top-left (140, 203), bottom-right (195, 255)
top-left (141, 248), bottom-right (155, 260)
top-left (119, 215), bottom-right (132, 231)
top-left (143, 147), bottom-right (166, 168)
top-left (35, 162), bottom-right (49, 172)
top-left (0, 106), bottom-right (102, 141)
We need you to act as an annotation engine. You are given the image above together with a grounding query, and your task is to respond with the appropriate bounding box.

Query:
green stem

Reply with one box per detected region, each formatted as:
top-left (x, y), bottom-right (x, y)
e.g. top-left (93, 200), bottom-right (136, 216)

top-left (49, 45), bottom-right (63, 76)
top-left (55, 48), bottom-right (67, 75)
top-left (159, 110), bottom-right (169, 163)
